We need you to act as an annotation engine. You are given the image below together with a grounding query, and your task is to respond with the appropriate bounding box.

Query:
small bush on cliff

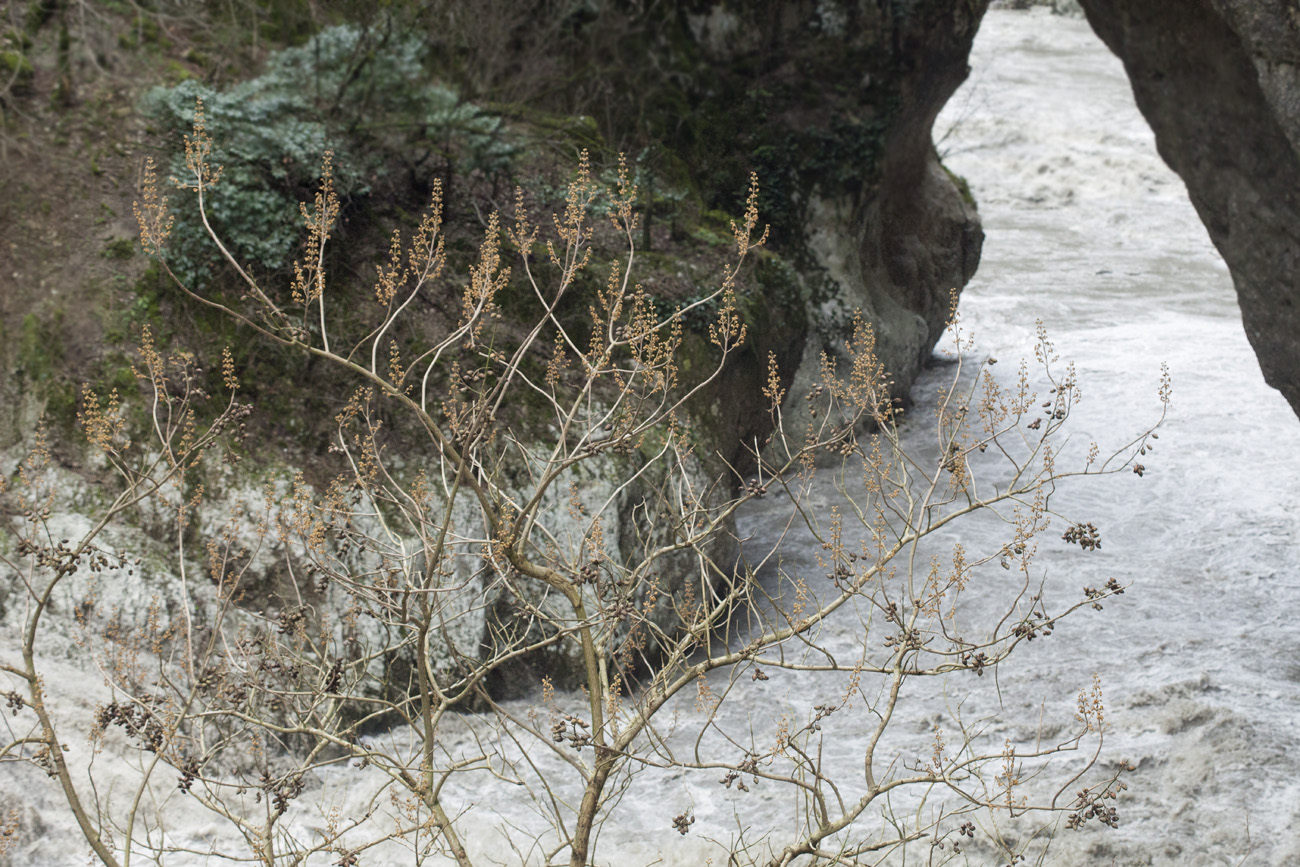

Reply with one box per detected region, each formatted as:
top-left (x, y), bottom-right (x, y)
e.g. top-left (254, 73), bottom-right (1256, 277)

top-left (145, 22), bottom-right (514, 288)
top-left (0, 111), bottom-right (1169, 866)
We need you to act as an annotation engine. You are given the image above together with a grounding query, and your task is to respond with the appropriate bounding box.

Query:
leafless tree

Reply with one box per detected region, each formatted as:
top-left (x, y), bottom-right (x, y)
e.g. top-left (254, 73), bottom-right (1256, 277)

top-left (0, 105), bottom-right (1168, 866)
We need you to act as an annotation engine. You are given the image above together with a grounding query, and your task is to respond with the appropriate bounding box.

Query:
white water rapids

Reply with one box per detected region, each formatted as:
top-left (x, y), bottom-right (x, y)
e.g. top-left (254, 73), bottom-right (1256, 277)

top-left (697, 8), bottom-right (1300, 864)
top-left (614, 6), bottom-right (1300, 864)
top-left (9, 8), bottom-right (1300, 866)
top-left (886, 7), bottom-right (1300, 864)
top-left (930, 11), bottom-right (1300, 863)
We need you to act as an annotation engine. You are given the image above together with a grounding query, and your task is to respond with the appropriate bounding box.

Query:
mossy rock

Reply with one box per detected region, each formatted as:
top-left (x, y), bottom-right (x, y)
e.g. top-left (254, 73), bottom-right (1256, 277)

top-left (0, 50), bottom-right (34, 93)
top-left (942, 163), bottom-right (977, 209)
top-left (101, 237), bottom-right (135, 261)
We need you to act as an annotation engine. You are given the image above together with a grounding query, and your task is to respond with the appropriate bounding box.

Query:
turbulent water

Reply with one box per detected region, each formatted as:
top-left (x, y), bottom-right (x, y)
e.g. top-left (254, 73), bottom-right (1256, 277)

top-left (493, 9), bottom-right (1300, 864)
top-left (11, 9), bottom-right (1300, 867)
top-left (927, 11), bottom-right (1300, 863)
top-left (594, 7), bottom-right (1300, 866)
top-left (735, 7), bottom-right (1300, 864)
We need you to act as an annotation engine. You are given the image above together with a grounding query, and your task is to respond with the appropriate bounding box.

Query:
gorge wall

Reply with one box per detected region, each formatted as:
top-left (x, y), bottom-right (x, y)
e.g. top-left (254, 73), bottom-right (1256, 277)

top-left (0, 0), bottom-right (991, 690)
top-left (0, 0), bottom-right (990, 464)
top-left (680, 0), bottom-right (988, 416)
top-left (1079, 0), bottom-right (1300, 417)
top-left (534, 0), bottom-right (988, 429)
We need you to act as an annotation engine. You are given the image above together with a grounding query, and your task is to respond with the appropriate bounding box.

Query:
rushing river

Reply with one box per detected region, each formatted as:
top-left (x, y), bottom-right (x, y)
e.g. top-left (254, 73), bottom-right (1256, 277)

top-left (13, 8), bottom-right (1300, 867)
top-left (928, 10), bottom-right (1300, 864)
top-left (487, 8), bottom-right (1300, 865)
top-left (593, 7), bottom-right (1300, 866)
top-left (740, 6), bottom-right (1300, 865)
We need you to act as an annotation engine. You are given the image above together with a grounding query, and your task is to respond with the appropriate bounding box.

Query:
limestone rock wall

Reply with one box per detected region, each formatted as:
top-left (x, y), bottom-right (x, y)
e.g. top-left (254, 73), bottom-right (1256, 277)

top-left (0, 0), bottom-right (995, 698)
top-left (567, 0), bottom-right (988, 422)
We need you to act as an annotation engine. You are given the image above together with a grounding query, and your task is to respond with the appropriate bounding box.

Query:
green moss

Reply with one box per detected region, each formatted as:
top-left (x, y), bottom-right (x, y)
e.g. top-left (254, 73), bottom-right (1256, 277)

top-left (752, 253), bottom-right (801, 304)
top-left (3, 27), bottom-right (32, 50)
top-left (23, 0), bottom-right (57, 35)
top-left (504, 105), bottom-right (607, 154)
top-left (97, 355), bottom-right (137, 395)
top-left (0, 49), bottom-right (33, 97)
top-left (689, 224), bottom-right (728, 248)
top-left (118, 14), bottom-right (167, 51)
top-left (43, 380), bottom-right (79, 431)
top-left (101, 237), bottom-right (135, 260)
top-left (127, 262), bottom-right (165, 328)
top-left (15, 310), bottom-right (79, 433)
top-left (257, 0), bottom-right (316, 46)
top-left (163, 59), bottom-right (191, 84)
top-left (942, 163), bottom-right (976, 209)
top-left (18, 311), bottom-right (62, 381)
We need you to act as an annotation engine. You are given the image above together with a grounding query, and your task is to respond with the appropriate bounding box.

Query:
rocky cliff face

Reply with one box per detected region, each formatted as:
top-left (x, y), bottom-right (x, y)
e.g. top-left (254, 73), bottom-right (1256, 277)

top-left (606, 0), bottom-right (988, 420)
top-left (0, 0), bottom-right (991, 693)
top-left (781, 1), bottom-right (987, 420)
top-left (1079, 0), bottom-right (1300, 417)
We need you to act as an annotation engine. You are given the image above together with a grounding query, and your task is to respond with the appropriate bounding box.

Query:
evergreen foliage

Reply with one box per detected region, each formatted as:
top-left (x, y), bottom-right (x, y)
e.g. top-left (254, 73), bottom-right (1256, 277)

top-left (145, 23), bottom-right (515, 287)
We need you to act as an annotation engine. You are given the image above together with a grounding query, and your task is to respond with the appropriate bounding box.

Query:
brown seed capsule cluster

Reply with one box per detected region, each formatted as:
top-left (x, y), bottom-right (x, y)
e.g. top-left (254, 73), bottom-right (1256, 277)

top-left (551, 714), bottom-right (592, 749)
top-left (826, 562), bottom-right (853, 585)
top-left (1066, 782), bottom-right (1126, 830)
top-left (96, 699), bottom-right (165, 752)
top-left (177, 758), bottom-right (201, 793)
top-left (809, 703), bottom-right (838, 732)
top-left (825, 551), bottom-right (860, 588)
top-left (1083, 578), bottom-right (1125, 610)
top-left (1012, 618), bottom-right (1054, 641)
top-left (324, 660), bottom-right (344, 693)
top-left (672, 810), bottom-right (695, 835)
top-left (31, 744), bottom-right (57, 778)
top-left (276, 606), bottom-right (308, 635)
top-left (718, 769), bottom-right (750, 792)
top-left (1061, 522), bottom-right (1101, 551)
top-left (883, 629), bottom-right (922, 650)
top-left (962, 651), bottom-right (989, 676)
top-left (577, 557), bottom-right (604, 584)
top-left (1012, 602), bottom-right (1056, 641)
top-left (257, 772), bottom-right (305, 818)
top-left (932, 819), bottom-right (976, 853)
top-left (4, 691), bottom-right (24, 716)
